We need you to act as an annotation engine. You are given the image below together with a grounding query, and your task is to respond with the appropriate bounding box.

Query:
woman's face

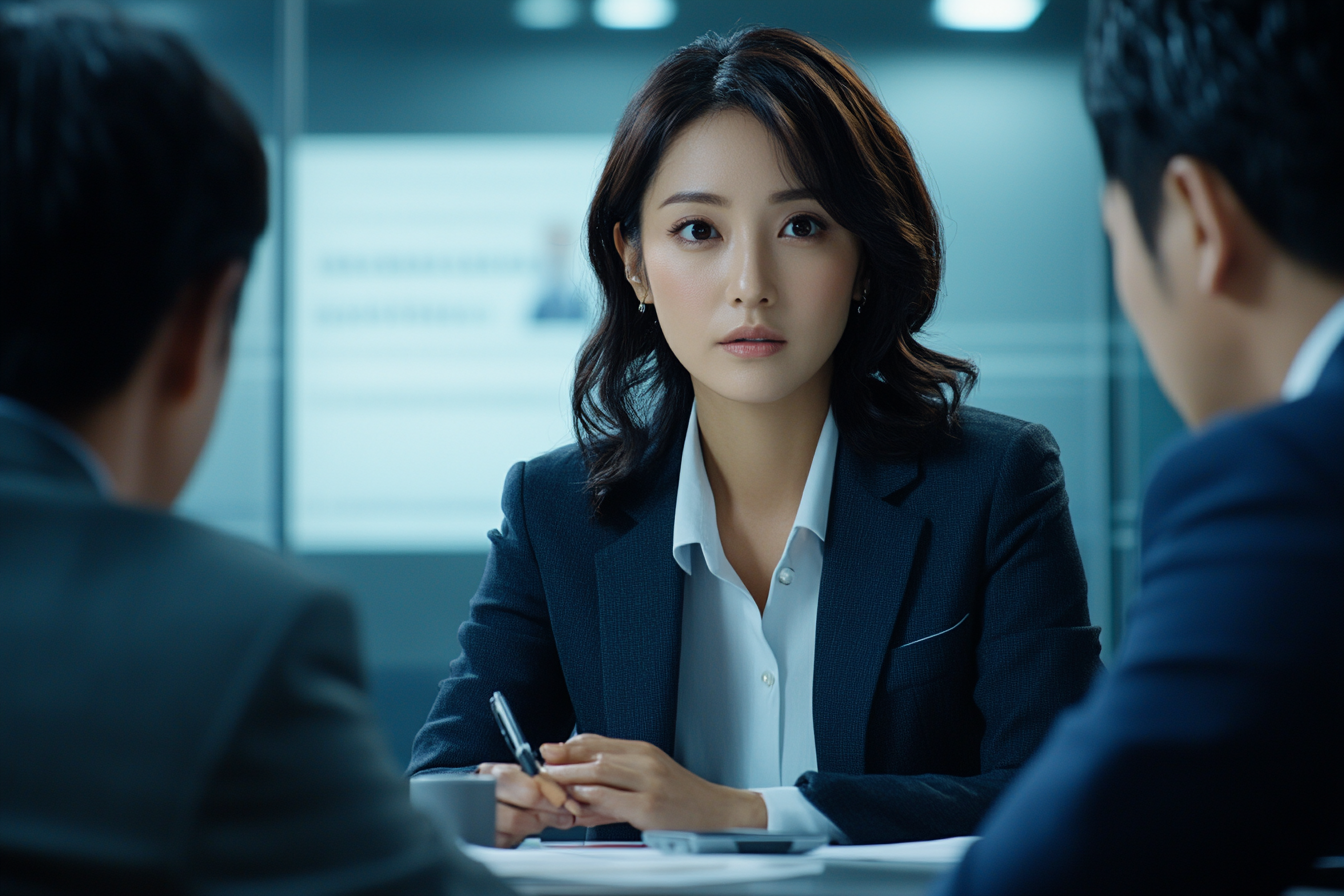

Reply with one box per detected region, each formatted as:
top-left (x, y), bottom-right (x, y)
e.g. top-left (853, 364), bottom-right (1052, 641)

top-left (621, 109), bottom-right (863, 407)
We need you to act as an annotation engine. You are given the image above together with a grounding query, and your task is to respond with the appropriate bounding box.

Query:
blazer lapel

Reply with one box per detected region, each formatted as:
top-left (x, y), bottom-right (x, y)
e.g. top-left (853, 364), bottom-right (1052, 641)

top-left (592, 458), bottom-right (685, 754)
top-left (813, 445), bottom-right (924, 775)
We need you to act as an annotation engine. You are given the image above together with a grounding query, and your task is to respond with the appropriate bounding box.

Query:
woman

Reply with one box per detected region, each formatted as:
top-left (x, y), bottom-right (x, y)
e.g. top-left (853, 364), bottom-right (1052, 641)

top-left (410, 27), bottom-right (1101, 847)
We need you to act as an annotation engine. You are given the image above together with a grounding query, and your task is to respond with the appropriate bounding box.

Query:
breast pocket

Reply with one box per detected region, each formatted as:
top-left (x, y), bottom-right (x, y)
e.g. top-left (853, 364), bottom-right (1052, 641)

top-left (881, 612), bottom-right (974, 693)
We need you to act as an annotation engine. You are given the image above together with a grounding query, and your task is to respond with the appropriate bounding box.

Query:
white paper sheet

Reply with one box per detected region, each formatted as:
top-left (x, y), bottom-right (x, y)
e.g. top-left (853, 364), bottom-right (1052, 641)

top-left (815, 836), bottom-right (978, 865)
top-left (462, 843), bottom-right (825, 888)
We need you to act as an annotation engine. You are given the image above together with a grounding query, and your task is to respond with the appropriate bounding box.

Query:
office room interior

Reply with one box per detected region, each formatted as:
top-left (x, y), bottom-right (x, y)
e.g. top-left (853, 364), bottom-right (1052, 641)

top-left (133, 0), bottom-right (1185, 770)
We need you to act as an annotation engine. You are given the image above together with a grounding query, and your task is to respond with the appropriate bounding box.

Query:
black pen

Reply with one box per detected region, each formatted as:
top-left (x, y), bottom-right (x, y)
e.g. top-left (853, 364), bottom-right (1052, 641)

top-left (489, 691), bottom-right (568, 806)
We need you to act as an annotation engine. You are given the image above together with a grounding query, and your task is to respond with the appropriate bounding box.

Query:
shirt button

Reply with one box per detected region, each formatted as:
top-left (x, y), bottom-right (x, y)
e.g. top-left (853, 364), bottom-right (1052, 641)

top-left (777, 567), bottom-right (794, 585)
top-left (761, 671), bottom-right (775, 687)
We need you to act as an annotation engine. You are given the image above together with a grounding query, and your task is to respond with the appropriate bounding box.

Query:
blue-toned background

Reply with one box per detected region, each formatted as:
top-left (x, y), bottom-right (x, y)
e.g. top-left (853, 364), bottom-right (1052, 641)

top-left (102, 0), bottom-right (1184, 768)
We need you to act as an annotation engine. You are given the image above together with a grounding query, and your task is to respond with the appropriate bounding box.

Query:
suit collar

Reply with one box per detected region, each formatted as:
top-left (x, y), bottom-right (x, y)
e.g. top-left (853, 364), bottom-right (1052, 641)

top-left (1313, 333), bottom-right (1344, 397)
top-left (593, 451), bottom-right (684, 752)
top-left (672, 404), bottom-right (840, 577)
top-left (0, 402), bottom-right (107, 496)
top-left (1283, 295), bottom-right (1344, 401)
top-left (811, 442), bottom-right (925, 774)
top-left (851, 444), bottom-right (921, 502)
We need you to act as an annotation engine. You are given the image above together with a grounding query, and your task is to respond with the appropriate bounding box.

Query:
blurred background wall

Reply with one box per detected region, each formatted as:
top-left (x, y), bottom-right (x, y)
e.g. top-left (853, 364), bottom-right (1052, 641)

top-left (91, 0), bottom-right (1184, 768)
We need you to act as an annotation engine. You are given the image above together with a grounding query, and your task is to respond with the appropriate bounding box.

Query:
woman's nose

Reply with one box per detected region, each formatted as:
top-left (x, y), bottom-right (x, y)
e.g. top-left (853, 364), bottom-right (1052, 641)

top-left (730, 235), bottom-right (774, 306)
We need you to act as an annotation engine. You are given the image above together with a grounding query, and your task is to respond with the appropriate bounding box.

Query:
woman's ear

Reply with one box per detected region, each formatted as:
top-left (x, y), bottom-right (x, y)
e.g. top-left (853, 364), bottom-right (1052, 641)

top-left (613, 222), bottom-right (650, 304)
top-left (851, 255), bottom-right (870, 304)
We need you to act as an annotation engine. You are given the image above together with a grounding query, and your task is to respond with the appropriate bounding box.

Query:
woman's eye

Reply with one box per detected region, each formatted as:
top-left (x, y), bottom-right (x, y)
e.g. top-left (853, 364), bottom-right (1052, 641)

top-left (785, 216), bottom-right (822, 238)
top-left (675, 220), bottom-right (719, 241)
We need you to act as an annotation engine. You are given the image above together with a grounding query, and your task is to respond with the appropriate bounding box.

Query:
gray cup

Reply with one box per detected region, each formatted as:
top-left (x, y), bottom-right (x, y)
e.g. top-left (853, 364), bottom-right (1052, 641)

top-left (409, 774), bottom-right (496, 847)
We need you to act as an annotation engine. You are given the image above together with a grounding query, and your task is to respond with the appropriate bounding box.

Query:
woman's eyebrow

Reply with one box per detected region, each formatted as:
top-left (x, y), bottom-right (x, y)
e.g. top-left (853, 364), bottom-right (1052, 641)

top-left (657, 188), bottom-right (814, 208)
top-left (771, 187), bottom-right (814, 203)
top-left (658, 190), bottom-right (727, 208)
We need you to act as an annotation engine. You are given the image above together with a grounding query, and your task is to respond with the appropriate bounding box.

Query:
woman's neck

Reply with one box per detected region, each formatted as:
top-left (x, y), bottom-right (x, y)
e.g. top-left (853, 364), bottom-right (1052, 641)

top-left (693, 364), bottom-right (831, 610)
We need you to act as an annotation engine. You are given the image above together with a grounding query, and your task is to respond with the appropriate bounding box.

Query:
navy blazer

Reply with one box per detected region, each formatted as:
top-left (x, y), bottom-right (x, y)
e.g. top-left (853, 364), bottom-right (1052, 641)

top-left (411, 406), bottom-right (1103, 844)
top-left (936, 343), bottom-right (1344, 895)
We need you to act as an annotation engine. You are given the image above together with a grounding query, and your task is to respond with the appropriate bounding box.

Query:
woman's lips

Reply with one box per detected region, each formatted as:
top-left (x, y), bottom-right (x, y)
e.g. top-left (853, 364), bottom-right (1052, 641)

top-left (720, 338), bottom-right (785, 358)
top-left (719, 325), bottom-right (785, 358)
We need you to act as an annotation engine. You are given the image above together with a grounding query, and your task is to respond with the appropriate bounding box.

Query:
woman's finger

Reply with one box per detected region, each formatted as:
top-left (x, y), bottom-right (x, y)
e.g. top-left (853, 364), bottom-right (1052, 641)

top-left (534, 771), bottom-right (569, 808)
top-left (544, 755), bottom-right (648, 791)
top-left (567, 784), bottom-right (644, 825)
top-left (495, 801), bottom-right (576, 847)
top-left (542, 733), bottom-right (622, 764)
top-left (487, 764), bottom-right (552, 810)
top-left (495, 802), bottom-right (542, 847)
top-left (562, 793), bottom-right (623, 827)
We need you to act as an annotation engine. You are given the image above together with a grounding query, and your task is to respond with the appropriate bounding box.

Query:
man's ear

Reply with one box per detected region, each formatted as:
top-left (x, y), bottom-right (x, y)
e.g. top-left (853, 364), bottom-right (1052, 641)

top-left (157, 260), bottom-right (247, 402)
top-left (1162, 156), bottom-right (1260, 302)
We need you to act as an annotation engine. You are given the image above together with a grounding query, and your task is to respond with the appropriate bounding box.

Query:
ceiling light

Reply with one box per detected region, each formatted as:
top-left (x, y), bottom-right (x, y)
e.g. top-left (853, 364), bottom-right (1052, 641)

top-left (932, 0), bottom-right (1047, 31)
top-left (592, 0), bottom-right (677, 30)
top-left (513, 0), bottom-right (582, 30)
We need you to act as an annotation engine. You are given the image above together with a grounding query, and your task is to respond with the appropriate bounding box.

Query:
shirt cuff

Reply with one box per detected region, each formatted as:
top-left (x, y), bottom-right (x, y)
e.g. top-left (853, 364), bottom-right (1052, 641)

top-left (751, 786), bottom-right (849, 843)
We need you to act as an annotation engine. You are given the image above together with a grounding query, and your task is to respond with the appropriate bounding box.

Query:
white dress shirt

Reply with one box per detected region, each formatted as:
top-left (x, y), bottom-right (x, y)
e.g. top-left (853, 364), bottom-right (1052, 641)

top-left (1282, 296), bottom-right (1344, 401)
top-left (671, 403), bottom-right (845, 841)
top-left (0, 394), bottom-right (112, 495)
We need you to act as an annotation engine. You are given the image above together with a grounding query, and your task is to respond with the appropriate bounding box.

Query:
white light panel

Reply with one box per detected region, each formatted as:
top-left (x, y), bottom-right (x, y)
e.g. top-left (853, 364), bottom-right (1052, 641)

top-left (288, 135), bottom-right (611, 550)
top-left (592, 0), bottom-right (676, 30)
top-left (513, 0), bottom-right (581, 30)
top-left (932, 0), bottom-right (1047, 32)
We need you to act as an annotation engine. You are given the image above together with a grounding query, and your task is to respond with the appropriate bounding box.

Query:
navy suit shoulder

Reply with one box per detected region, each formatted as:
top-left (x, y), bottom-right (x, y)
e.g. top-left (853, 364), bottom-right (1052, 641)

top-left (513, 442), bottom-right (617, 544)
top-left (937, 349), bottom-right (1344, 895)
top-left (1146, 381), bottom-right (1344, 542)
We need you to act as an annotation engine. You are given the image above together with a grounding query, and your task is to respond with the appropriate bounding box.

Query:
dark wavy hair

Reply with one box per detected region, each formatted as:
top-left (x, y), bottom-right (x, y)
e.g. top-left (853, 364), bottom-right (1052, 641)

top-left (574, 27), bottom-right (976, 514)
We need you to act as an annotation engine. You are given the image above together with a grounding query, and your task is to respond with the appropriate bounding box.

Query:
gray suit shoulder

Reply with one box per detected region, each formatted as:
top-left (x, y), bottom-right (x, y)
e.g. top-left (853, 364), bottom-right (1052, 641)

top-left (109, 502), bottom-right (343, 615)
top-left (56, 499), bottom-right (358, 713)
top-left (0, 492), bottom-right (370, 887)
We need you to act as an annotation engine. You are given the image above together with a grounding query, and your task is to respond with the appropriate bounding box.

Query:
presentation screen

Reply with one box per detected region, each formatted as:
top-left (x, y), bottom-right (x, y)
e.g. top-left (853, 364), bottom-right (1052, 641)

top-left (288, 135), bottom-right (611, 550)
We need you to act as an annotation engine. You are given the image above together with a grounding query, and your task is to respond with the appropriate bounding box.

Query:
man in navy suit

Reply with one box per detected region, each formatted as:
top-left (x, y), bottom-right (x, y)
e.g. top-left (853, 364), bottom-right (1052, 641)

top-left (937, 1), bottom-right (1344, 894)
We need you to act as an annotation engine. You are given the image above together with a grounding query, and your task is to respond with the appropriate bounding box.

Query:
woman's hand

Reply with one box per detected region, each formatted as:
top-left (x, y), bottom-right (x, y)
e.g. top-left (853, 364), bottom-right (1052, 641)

top-left (477, 763), bottom-right (575, 848)
top-left (539, 734), bottom-right (767, 832)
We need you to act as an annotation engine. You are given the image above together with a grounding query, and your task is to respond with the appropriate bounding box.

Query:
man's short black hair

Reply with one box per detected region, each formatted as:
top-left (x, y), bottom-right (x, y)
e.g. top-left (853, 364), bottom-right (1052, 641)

top-left (0, 3), bottom-right (267, 415)
top-left (1084, 0), bottom-right (1344, 277)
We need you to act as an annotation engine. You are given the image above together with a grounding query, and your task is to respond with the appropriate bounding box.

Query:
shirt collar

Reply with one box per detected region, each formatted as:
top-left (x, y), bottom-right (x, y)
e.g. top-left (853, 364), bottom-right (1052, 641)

top-left (0, 395), bottom-right (114, 496)
top-left (1282, 295), bottom-right (1344, 401)
top-left (672, 401), bottom-right (839, 575)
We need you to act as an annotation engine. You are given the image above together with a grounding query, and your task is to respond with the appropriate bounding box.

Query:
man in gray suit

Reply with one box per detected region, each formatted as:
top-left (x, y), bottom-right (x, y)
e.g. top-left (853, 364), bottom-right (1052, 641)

top-left (0, 7), bottom-right (508, 894)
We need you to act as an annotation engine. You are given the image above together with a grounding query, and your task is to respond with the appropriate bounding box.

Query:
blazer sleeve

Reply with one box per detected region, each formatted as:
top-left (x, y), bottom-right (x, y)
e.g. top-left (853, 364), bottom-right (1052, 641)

top-left (933, 418), bottom-right (1344, 896)
top-left (409, 460), bottom-right (576, 775)
top-left (187, 592), bottom-right (484, 895)
top-left (798, 422), bottom-right (1103, 844)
